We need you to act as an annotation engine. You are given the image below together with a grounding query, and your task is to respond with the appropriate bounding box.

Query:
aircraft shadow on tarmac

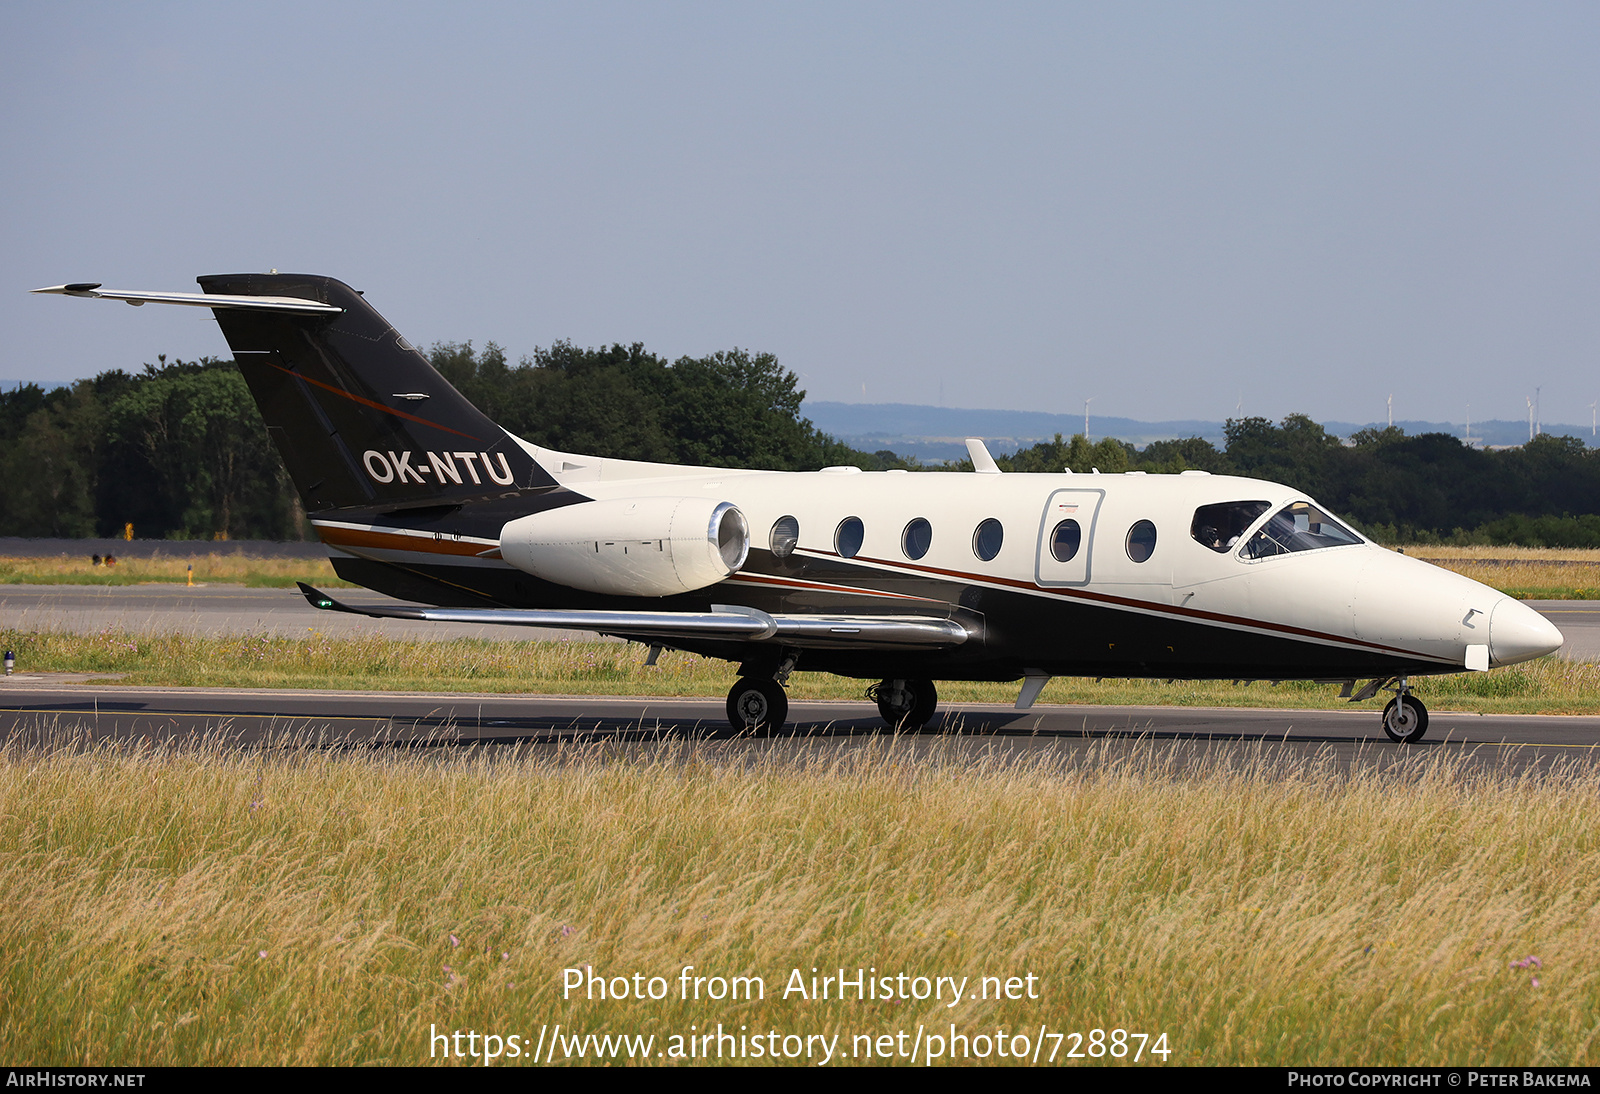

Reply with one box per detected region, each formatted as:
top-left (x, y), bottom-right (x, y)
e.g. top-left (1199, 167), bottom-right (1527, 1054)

top-left (0, 698), bottom-right (1404, 751)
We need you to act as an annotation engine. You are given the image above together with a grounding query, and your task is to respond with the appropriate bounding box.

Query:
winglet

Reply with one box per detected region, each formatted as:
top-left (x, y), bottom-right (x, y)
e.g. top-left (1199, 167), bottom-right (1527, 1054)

top-left (31, 283), bottom-right (103, 297)
top-left (297, 582), bottom-right (342, 611)
top-left (296, 582), bottom-right (432, 621)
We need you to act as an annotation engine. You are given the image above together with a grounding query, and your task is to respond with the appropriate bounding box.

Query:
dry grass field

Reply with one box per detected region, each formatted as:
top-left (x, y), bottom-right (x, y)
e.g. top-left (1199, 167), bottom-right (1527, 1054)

top-left (1402, 546), bottom-right (1600, 600)
top-left (4, 546), bottom-right (1597, 1067)
top-left (2, 735), bottom-right (1596, 1066)
top-left (0, 552), bottom-right (352, 588)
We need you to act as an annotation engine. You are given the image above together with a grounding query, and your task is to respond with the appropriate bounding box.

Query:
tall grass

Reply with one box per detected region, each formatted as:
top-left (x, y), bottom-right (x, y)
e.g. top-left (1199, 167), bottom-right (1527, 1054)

top-left (1402, 546), bottom-right (1600, 599)
top-left (2, 735), bottom-right (1596, 1065)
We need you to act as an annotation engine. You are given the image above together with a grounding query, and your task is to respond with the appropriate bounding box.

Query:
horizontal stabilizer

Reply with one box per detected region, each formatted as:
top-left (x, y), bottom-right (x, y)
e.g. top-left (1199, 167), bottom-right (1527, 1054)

top-left (31, 284), bottom-right (342, 314)
top-left (296, 584), bottom-right (969, 650)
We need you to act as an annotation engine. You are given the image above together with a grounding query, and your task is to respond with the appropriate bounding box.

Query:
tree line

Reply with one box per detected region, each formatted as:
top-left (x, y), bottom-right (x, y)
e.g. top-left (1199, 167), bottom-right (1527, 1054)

top-left (982, 414), bottom-right (1600, 546)
top-left (0, 343), bottom-right (905, 541)
top-left (3, 344), bottom-right (1597, 546)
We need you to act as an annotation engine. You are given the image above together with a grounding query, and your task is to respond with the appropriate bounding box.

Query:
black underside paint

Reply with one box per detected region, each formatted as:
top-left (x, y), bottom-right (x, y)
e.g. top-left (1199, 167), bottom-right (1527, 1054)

top-left (328, 545), bottom-right (1449, 684)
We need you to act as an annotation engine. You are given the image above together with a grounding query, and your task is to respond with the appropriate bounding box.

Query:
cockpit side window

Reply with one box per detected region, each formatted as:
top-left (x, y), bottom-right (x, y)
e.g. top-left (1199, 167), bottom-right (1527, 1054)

top-left (1241, 501), bottom-right (1362, 559)
top-left (1191, 501), bottom-right (1270, 554)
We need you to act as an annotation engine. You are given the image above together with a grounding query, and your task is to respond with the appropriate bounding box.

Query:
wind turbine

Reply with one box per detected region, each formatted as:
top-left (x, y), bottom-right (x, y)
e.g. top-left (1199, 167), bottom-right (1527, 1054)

top-left (1083, 397), bottom-right (1094, 442)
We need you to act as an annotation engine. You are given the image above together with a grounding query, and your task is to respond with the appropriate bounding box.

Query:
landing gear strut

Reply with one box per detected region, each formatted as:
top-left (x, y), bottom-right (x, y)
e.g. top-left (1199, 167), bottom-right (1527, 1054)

top-left (1381, 678), bottom-right (1429, 743)
top-left (870, 678), bottom-right (938, 729)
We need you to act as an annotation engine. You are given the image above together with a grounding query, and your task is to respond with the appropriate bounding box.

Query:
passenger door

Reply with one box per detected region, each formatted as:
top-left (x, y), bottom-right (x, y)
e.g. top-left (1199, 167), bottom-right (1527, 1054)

top-left (1034, 489), bottom-right (1104, 586)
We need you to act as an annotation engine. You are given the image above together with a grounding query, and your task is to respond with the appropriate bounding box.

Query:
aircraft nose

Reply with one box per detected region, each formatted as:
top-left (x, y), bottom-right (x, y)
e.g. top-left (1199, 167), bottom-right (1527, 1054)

top-left (1489, 598), bottom-right (1564, 665)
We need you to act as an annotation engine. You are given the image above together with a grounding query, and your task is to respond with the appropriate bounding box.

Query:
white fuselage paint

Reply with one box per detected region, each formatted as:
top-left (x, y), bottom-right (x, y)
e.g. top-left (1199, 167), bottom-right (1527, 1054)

top-left (507, 449), bottom-right (1561, 673)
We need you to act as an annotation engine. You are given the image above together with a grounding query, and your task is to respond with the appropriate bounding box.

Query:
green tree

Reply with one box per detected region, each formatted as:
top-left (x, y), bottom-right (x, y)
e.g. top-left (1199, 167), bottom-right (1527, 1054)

top-left (997, 434), bottom-right (1132, 474)
top-left (1224, 414), bottom-right (1341, 497)
top-left (1135, 436), bottom-right (1231, 474)
top-left (102, 360), bottom-right (294, 539)
top-left (665, 348), bottom-right (831, 468)
top-left (0, 382), bottom-right (102, 536)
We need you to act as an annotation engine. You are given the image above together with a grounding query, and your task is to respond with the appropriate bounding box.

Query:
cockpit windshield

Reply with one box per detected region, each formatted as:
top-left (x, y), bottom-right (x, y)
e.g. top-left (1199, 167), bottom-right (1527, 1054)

top-left (1191, 501), bottom-right (1270, 553)
top-left (1240, 501), bottom-right (1362, 559)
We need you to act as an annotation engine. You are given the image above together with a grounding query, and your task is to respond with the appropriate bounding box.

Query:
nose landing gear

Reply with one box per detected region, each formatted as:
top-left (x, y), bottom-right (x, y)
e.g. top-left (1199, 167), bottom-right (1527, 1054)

top-left (1381, 679), bottom-right (1429, 743)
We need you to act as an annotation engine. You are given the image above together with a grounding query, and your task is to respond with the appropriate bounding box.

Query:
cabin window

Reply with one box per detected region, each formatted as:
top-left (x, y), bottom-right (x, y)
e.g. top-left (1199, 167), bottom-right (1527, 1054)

top-left (835, 516), bottom-right (865, 558)
top-left (1126, 520), bottom-right (1157, 563)
top-left (902, 518), bottom-right (932, 560)
top-left (769, 515), bottom-right (799, 559)
top-left (1241, 502), bottom-right (1362, 559)
top-left (1191, 501), bottom-right (1270, 553)
top-left (972, 518), bottom-right (1003, 561)
top-left (1049, 519), bottom-right (1082, 563)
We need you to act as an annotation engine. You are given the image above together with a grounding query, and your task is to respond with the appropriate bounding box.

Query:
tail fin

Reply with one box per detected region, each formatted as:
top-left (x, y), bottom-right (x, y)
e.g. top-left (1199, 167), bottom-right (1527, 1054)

top-left (197, 273), bottom-right (555, 513)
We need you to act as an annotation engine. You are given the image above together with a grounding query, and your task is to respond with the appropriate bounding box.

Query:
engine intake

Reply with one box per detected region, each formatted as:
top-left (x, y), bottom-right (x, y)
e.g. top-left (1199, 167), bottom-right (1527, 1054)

top-left (499, 497), bottom-right (749, 597)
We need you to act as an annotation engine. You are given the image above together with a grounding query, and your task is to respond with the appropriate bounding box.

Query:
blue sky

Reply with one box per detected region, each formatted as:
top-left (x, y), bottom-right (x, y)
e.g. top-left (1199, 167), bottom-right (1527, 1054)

top-left (4, 2), bottom-right (1596, 428)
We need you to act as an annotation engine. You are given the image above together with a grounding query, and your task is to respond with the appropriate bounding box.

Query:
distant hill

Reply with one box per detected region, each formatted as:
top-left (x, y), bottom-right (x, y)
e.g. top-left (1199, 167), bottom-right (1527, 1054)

top-left (804, 401), bottom-right (1596, 462)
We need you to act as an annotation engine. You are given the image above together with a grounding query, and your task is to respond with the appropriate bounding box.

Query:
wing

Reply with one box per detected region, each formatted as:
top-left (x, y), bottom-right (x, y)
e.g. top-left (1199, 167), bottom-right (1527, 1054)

top-left (296, 584), bottom-right (969, 651)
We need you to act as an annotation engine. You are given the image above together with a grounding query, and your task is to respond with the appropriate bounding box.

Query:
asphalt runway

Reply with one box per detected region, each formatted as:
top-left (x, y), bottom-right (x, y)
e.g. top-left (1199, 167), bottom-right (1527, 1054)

top-left (2, 683), bottom-right (1597, 777)
top-left (0, 583), bottom-right (607, 642)
top-left (1, 586), bottom-right (1595, 776)
top-left (1529, 602), bottom-right (1600, 660)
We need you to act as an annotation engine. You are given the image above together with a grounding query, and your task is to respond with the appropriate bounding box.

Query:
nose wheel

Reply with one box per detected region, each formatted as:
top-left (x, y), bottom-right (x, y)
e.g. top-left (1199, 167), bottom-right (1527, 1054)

top-left (1382, 693), bottom-right (1429, 743)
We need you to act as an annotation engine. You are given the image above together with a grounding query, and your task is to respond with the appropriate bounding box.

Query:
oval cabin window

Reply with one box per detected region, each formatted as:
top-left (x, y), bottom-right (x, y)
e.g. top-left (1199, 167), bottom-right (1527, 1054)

top-left (972, 518), bottom-right (1003, 562)
top-left (902, 518), bottom-right (932, 560)
top-left (1050, 519), bottom-right (1081, 563)
top-left (835, 517), bottom-right (865, 559)
top-left (770, 515), bottom-right (799, 559)
top-left (1126, 520), bottom-right (1157, 563)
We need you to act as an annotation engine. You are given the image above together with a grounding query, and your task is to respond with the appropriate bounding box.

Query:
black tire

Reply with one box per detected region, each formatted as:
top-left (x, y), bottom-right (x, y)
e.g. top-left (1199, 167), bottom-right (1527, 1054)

top-left (727, 676), bottom-right (788, 732)
top-left (874, 678), bottom-right (938, 729)
top-left (1382, 694), bottom-right (1429, 743)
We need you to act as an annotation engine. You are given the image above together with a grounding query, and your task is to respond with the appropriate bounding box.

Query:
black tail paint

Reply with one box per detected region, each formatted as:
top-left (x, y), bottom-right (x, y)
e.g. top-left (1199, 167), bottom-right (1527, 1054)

top-left (199, 273), bottom-right (555, 513)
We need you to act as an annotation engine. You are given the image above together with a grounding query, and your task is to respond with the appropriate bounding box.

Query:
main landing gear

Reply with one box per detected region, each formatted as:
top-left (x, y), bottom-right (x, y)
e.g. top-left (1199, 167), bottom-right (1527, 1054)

top-left (726, 651), bottom-right (798, 732)
top-left (726, 676), bottom-right (788, 732)
top-left (868, 678), bottom-right (938, 730)
top-left (1381, 678), bottom-right (1429, 743)
top-left (724, 665), bottom-right (942, 733)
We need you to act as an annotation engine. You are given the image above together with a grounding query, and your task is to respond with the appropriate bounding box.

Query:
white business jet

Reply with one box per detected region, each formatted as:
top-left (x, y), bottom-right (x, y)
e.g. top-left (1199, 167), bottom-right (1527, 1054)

top-left (34, 275), bottom-right (1563, 740)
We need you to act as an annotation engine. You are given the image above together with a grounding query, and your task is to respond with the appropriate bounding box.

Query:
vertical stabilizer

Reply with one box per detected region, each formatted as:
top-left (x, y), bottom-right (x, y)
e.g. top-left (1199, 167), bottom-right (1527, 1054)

top-left (197, 273), bottom-right (554, 512)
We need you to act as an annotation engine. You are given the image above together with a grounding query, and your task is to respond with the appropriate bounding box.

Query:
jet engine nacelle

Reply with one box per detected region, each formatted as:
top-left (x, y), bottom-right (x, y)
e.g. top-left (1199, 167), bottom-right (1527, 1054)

top-left (499, 497), bottom-right (750, 597)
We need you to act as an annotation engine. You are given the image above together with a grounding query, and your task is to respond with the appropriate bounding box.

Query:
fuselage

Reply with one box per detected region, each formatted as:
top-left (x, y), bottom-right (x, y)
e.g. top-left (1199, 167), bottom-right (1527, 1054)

top-left (314, 445), bottom-right (1564, 685)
